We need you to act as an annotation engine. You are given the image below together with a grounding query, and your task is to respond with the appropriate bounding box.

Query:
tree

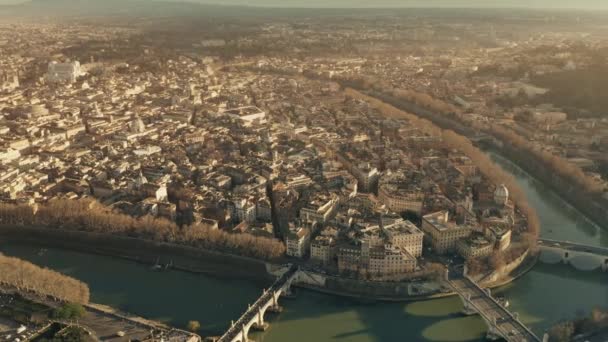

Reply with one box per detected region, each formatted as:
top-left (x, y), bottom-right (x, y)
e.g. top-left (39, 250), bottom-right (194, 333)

top-left (489, 251), bottom-right (506, 270)
top-left (39, 326), bottom-right (88, 342)
top-left (52, 303), bottom-right (86, 320)
top-left (187, 320), bottom-right (201, 333)
top-left (0, 198), bottom-right (286, 261)
top-left (547, 321), bottom-right (575, 342)
top-left (0, 254), bottom-right (90, 303)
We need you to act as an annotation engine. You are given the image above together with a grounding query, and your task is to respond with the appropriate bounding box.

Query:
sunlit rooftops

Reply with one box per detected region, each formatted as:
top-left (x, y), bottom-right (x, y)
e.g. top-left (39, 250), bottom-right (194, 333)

top-left (383, 219), bottom-right (422, 236)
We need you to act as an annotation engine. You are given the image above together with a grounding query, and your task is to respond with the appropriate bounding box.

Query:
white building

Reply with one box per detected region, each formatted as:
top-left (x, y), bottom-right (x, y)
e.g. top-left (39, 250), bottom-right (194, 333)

top-left (300, 196), bottom-right (339, 226)
top-left (0, 74), bottom-right (18, 91)
top-left (382, 219), bottom-right (424, 258)
top-left (378, 172), bottom-right (424, 214)
top-left (223, 106), bottom-right (266, 126)
top-left (494, 184), bottom-right (509, 206)
top-left (286, 226), bottom-right (311, 258)
top-left (200, 39), bottom-right (226, 47)
top-left (456, 234), bottom-right (494, 260)
top-left (234, 198), bottom-right (256, 224)
top-left (0, 148), bottom-right (20, 165)
top-left (368, 245), bottom-right (417, 276)
top-left (46, 61), bottom-right (83, 83)
top-left (155, 185), bottom-right (168, 202)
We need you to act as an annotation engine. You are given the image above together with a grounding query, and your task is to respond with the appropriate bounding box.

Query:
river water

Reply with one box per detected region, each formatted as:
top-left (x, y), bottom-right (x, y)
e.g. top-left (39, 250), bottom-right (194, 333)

top-left (0, 153), bottom-right (606, 342)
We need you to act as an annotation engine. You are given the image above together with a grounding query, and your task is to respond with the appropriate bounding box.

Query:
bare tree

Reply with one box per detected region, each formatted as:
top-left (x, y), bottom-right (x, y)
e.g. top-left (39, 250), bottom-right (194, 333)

top-left (0, 253), bottom-right (90, 303)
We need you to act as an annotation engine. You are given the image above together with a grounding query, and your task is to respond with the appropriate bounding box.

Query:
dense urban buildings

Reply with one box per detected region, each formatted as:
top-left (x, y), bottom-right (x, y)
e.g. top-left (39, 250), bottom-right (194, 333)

top-left (0, 2), bottom-right (607, 342)
top-left (1, 2), bottom-right (606, 280)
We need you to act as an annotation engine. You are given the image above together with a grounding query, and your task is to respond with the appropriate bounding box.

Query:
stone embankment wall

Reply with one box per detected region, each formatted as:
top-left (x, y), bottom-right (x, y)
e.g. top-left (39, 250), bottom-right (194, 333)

top-left (0, 226), bottom-right (269, 281)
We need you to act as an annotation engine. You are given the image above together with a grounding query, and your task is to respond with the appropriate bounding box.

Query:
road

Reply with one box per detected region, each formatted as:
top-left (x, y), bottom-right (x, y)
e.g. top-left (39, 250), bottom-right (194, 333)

top-left (449, 277), bottom-right (540, 342)
top-left (538, 239), bottom-right (608, 257)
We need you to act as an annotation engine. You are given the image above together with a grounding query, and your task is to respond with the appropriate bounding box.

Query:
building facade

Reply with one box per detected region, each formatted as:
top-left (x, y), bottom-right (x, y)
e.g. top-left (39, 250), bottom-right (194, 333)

top-left (46, 61), bottom-right (82, 83)
top-left (422, 211), bottom-right (472, 254)
top-left (286, 226), bottom-right (311, 258)
top-left (310, 235), bottom-right (335, 265)
top-left (383, 219), bottom-right (424, 257)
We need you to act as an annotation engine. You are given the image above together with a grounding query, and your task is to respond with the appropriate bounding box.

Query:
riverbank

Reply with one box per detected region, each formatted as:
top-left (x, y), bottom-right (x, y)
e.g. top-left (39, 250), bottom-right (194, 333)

top-left (358, 87), bottom-right (608, 231)
top-left (296, 248), bottom-right (537, 303)
top-left (256, 64), bottom-right (607, 231)
top-left (483, 142), bottom-right (608, 229)
top-left (0, 225), bottom-right (536, 303)
top-left (0, 284), bottom-right (198, 342)
top-left (484, 148), bottom-right (605, 230)
top-left (0, 226), bottom-right (272, 283)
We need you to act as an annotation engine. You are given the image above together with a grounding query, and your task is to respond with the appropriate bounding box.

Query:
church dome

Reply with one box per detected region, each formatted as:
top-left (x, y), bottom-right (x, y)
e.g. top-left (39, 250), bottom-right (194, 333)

top-left (494, 184), bottom-right (509, 205)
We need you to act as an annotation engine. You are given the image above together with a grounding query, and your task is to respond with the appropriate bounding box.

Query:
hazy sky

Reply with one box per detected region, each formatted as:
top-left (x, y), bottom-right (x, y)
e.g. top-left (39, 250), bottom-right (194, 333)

top-left (1, 0), bottom-right (608, 9)
top-left (189, 0), bottom-right (608, 8)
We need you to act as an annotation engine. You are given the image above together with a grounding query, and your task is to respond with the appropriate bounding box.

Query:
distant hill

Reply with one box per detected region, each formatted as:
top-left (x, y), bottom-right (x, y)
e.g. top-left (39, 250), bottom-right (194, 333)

top-left (177, 0), bottom-right (608, 9)
top-left (3, 0), bottom-right (608, 18)
top-left (5, 0), bottom-right (608, 9)
top-left (0, 0), bottom-right (263, 17)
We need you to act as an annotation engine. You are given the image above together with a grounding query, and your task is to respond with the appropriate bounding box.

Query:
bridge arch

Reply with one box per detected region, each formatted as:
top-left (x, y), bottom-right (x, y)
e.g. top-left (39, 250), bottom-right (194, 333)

top-left (539, 248), bottom-right (563, 264)
top-left (568, 254), bottom-right (605, 271)
top-left (537, 240), bottom-right (608, 272)
top-left (218, 265), bottom-right (300, 342)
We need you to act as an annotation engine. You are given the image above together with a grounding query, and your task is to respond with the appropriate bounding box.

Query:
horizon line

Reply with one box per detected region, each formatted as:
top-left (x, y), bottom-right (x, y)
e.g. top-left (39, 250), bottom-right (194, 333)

top-left (0, 0), bottom-right (607, 11)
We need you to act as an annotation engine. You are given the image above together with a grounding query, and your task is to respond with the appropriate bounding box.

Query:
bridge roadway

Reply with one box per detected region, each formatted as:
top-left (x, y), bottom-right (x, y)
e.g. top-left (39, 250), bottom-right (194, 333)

top-left (218, 265), bottom-right (299, 342)
top-left (448, 276), bottom-right (541, 342)
top-left (538, 238), bottom-right (608, 257)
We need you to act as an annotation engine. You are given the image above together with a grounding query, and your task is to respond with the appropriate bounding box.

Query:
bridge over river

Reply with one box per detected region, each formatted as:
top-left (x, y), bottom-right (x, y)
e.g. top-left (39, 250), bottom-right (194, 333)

top-left (215, 237), bottom-right (607, 342)
top-left (446, 237), bottom-right (608, 341)
top-left (448, 275), bottom-right (541, 342)
top-left (217, 265), bottom-right (300, 342)
top-left (538, 238), bottom-right (608, 271)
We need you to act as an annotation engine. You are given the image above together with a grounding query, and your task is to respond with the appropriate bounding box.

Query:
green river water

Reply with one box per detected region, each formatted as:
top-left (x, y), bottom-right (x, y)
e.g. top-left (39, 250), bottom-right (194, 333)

top-left (0, 153), bottom-right (606, 341)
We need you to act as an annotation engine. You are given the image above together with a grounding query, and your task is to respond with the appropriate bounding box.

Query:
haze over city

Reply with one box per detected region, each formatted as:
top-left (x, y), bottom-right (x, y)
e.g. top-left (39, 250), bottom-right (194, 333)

top-left (0, 1), bottom-right (606, 342)
top-left (0, 0), bottom-right (607, 8)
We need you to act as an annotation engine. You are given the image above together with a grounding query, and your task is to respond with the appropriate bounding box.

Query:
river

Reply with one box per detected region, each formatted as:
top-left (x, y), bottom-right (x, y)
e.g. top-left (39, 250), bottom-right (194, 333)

top-left (0, 153), bottom-right (606, 342)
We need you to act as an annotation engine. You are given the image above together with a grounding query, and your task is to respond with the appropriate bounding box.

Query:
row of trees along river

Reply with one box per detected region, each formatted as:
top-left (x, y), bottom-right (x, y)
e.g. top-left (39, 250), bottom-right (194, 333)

top-left (0, 253), bottom-right (89, 303)
top-left (344, 88), bottom-right (540, 241)
top-left (0, 152), bottom-right (605, 341)
top-left (332, 72), bottom-right (607, 229)
top-left (250, 64), bottom-right (607, 228)
top-left (0, 90), bottom-right (538, 279)
top-left (0, 198), bottom-right (285, 261)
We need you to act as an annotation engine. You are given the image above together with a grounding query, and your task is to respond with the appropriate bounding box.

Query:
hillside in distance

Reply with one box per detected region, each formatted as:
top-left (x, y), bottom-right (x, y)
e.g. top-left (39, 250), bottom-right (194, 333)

top-left (3, 0), bottom-right (608, 18)
top-left (182, 0), bottom-right (608, 9)
top-left (5, 0), bottom-right (608, 9)
top-left (0, 0), bottom-right (263, 17)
